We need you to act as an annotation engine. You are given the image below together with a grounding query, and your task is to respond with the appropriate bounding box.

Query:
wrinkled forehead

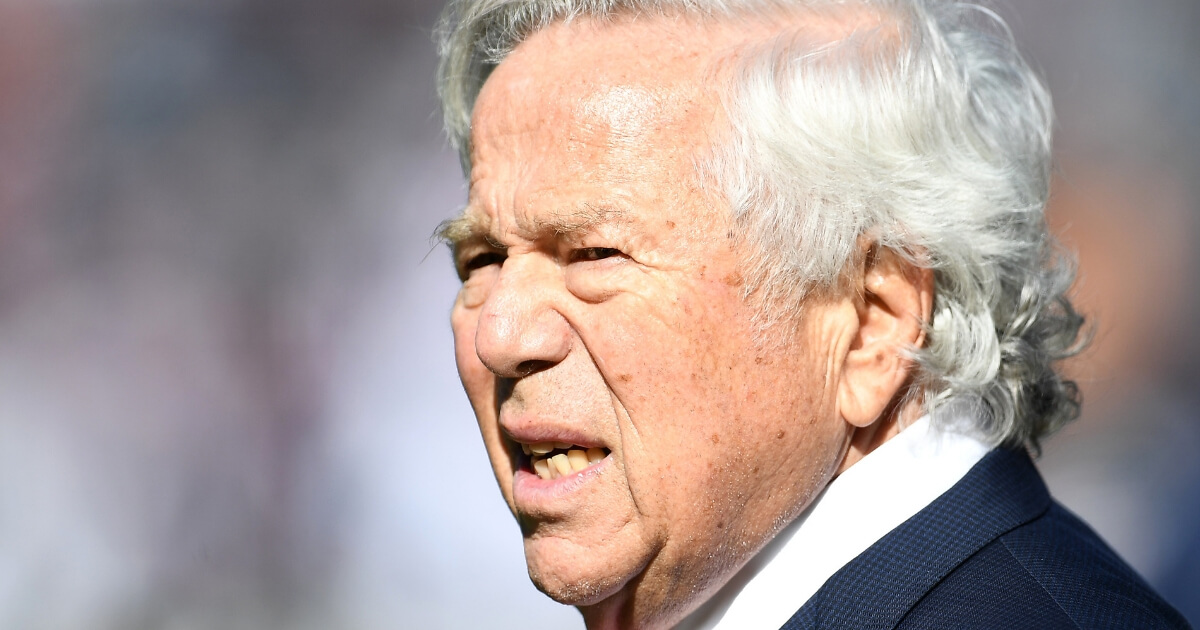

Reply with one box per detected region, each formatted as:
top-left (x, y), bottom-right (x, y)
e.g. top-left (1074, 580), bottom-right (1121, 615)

top-left (467, 6), bottom-right (900, 161)
top-left (469, 16), bottom-right (731, 166)
top-left (461, 16), bottom-right (746, 239)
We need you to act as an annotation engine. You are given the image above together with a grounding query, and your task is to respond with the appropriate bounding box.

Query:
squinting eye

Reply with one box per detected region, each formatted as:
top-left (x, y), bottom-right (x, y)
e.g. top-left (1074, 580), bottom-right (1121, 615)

top-left (464, 252), bottom-right (506, 275)
top-left (570, 247), bottom-right (622, 262)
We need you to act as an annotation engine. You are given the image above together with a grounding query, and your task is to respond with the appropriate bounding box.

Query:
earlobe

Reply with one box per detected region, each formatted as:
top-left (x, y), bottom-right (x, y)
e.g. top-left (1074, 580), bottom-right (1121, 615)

top-left (836, 247), bottom-right (933, 428)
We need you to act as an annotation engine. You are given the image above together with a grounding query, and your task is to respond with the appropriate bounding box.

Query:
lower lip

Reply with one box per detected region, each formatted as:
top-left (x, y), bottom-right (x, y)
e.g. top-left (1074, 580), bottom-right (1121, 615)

top-left (511, 455), bottom-right (611, 505)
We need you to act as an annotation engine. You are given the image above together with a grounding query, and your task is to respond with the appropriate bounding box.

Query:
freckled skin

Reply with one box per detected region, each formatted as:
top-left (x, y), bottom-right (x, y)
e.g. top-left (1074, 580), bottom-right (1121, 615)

top-left (448, 15), bottom-right (905, 630)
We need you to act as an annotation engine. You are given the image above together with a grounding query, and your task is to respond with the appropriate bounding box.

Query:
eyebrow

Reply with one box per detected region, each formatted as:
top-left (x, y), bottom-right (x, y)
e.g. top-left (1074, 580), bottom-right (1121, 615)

top-left (435, 212), bottom-right (488, 250)
top-left (436, 203), bottom-right (628, 249)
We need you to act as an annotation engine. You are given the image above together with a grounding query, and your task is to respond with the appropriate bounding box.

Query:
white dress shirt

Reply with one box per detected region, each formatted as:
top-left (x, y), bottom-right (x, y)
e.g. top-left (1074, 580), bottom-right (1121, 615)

top-left (676, 415), bottom-right (992, 630)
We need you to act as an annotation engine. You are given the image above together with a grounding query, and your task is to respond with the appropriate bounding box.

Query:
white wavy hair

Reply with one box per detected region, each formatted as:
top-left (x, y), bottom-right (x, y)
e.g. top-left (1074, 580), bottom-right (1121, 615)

top-left (436, 0), bottom-right (1086, 448)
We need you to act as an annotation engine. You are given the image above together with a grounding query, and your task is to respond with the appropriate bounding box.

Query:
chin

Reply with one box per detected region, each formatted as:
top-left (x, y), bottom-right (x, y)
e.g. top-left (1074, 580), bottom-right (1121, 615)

top-left (525, 545), bottom-right (633, 607)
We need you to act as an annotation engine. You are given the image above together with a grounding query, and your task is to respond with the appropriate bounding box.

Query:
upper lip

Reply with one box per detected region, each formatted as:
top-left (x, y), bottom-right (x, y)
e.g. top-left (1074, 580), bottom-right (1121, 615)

top-left (502, 427), bottom-right (606, 451)
top-left (499, 413), bottom-right (607, 451)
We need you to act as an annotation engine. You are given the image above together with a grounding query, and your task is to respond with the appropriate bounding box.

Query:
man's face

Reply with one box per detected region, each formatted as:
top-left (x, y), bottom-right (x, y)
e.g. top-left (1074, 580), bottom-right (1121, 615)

top-left (449, 16), bottom-right (857, 627)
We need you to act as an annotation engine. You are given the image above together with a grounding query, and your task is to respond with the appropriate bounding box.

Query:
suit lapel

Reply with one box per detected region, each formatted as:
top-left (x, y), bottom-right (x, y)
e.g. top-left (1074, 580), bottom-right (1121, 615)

top-left (780, 447), bottom-right (1051, 630)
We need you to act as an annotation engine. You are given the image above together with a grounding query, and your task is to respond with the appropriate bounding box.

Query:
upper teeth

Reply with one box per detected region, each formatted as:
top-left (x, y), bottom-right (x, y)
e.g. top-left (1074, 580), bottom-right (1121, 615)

top-left (522, 442), bottom-right (607, 480)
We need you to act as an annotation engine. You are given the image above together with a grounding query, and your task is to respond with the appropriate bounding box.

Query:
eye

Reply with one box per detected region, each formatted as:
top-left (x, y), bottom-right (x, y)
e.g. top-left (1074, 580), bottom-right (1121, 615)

top-left (462, 252), bottom-right (506, 277)
top-left (570, 247), bottom-right (622, 263)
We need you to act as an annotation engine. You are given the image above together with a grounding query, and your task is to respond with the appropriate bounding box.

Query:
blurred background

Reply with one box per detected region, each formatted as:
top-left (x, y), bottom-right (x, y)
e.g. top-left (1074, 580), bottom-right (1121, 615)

top-left (0, 0), bottom-right (1196, 628)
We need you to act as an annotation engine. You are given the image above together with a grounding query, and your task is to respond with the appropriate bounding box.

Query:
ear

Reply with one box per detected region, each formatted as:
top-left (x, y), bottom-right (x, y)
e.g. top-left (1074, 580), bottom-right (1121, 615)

top-left (836, 245), bottom-right (934, 428)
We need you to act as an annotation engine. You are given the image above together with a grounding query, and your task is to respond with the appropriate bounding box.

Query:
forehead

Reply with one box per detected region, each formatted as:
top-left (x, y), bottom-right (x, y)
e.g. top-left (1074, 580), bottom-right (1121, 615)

top-left (463, 16), bottom-right (746, 233)
top-left (473, 15), bottom-right (724, 148)
top-left (459, 9), bottom-right (899, 242)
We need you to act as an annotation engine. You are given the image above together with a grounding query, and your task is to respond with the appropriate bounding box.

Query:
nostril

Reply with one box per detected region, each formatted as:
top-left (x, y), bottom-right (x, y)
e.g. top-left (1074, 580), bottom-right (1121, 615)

top-left (516, 359), bottom-right (555, 377)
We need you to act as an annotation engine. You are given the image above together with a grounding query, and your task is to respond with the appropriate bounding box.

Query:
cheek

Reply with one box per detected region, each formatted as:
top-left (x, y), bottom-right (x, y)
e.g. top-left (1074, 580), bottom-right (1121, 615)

top-left (584, 282), bottom-right (756, 478)
top-left (606, 284), bottom-right (748, 403)
top-left (452, 301), bottom-right (517, 503)
top-left (451, 301), bottom-right (495, 417)
top-left (587, 281), bottom-right (834, 506)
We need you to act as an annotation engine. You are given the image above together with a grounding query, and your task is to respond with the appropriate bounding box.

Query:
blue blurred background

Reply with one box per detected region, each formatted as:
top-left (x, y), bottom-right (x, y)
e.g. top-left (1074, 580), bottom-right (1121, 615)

top-left (0, 0), bottom-right (1196, 628)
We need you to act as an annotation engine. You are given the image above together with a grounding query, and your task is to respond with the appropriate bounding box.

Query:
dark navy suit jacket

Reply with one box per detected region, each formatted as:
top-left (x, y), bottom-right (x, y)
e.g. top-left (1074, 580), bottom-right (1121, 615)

top-left (781, 448), bottom-right (1191, 629)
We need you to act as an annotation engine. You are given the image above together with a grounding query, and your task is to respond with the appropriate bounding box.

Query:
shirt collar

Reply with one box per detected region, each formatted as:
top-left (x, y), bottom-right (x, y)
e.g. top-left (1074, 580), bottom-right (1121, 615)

top-left (676, 415), bottom-right (992, 630)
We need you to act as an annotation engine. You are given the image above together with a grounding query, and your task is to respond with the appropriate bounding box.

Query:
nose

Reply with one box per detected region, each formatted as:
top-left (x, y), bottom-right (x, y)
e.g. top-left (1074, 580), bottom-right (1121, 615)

top-left (474, 254), bottom-right (571, 378)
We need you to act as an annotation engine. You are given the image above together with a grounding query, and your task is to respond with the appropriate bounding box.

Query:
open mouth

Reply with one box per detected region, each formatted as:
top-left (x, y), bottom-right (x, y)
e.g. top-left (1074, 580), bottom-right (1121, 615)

top-left (519, 441), bottom-right (609, 480)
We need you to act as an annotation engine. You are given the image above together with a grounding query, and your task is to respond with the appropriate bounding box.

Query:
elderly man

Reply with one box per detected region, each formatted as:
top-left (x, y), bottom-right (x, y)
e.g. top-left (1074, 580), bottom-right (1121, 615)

top-left (435, 0), bottom-right (1189, 628)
